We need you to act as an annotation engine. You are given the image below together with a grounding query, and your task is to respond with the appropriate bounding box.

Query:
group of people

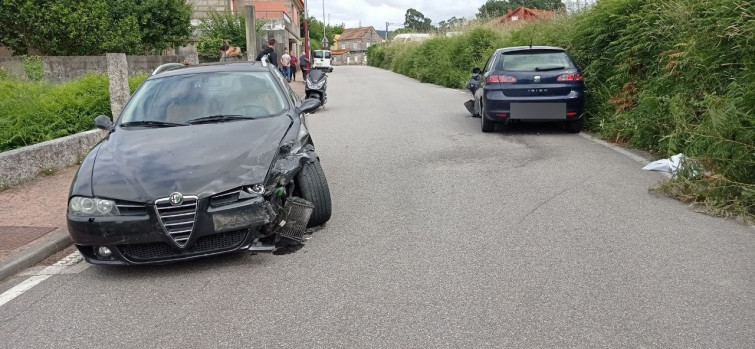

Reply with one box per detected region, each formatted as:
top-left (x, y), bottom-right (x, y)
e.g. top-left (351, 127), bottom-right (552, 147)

top-left (254, 38), bottom-right (310, 82)
top-left (218, 38), bottom-right (311, 81)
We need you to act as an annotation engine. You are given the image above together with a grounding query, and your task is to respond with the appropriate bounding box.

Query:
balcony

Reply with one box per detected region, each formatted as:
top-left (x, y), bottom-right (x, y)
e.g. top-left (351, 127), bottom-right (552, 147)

top-left (257, 11), bottom-right (300, 39)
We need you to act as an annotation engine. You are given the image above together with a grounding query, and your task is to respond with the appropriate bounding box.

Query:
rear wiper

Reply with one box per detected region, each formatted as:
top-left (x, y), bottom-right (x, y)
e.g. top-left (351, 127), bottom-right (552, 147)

top-left (120, 120), bottom-right (186, 127)
top-left (535, 66), bottom-right (566, 71)
top-left (186, 115), bottom-right (252, 124)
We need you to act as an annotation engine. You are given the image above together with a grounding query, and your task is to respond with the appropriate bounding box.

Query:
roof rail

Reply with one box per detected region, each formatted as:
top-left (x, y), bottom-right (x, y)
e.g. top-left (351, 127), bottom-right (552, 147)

top-left (151, 63), bottom-right (186, 76)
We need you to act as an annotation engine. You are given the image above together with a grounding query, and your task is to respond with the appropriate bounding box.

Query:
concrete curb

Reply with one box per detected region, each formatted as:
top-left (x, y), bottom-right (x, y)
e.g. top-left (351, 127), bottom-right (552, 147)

top-left (0, 229), bottom-right (72, 281)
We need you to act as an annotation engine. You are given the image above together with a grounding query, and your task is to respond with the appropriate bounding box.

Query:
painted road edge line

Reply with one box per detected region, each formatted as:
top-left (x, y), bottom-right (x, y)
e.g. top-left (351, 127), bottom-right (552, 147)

top-left (0, 275), bottom-right (51, 307)
top-left (0, 252), bottom-right (83, 308)
top-left (577, 132), bottom-right (672, 179)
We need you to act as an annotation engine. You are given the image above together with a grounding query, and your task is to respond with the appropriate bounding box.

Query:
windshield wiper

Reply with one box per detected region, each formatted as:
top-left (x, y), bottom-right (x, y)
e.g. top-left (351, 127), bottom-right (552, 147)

top-left (535, 66), bottom-right (566, 71)
top-left (186, 115), bottom-right (253, 124)
top-left (120, 120), bottom-right (186, 127)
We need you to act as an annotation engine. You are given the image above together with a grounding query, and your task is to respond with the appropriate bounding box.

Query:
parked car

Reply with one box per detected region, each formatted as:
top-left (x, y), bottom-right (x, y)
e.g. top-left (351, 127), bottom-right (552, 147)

top-left (67, 62), bottom-right (332, 264)
top-left (312, 50), bottom-right (333, 72)
top-left (467, 46), bottom-right (585, 133)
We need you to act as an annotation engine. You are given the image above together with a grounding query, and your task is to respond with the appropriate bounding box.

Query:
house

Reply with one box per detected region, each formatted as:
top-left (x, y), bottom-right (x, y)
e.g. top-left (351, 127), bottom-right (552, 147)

top-left (333, 26), bottom-right (382, 65)
top-left (187, 0), bottom-right (304, 57)
top-left (498, 7), bottom-right (557, 23)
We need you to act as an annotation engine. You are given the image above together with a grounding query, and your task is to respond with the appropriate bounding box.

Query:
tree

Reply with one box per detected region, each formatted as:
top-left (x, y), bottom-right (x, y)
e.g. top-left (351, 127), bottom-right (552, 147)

top-left (476, 0), bottom-right (565, 19)
top-left (403, 8), bottom-right (433, 32)
top-left (196, 11), bottom-right (247, 59)
top-left (438, 16), bottom-right (466, 31)
top-left (300, 16), bottom-right (344, 51)
top-left (0, 0), bottom-right (192, 55)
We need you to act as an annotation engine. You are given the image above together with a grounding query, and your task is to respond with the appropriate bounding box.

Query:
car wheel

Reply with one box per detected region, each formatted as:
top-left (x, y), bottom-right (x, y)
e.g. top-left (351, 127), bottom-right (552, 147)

top-left (564, 118), bottom-right (582, 133)
top-left (480, 101), bottom-right (495, 133)
top-left (295, 159), bottom-right (332, 227)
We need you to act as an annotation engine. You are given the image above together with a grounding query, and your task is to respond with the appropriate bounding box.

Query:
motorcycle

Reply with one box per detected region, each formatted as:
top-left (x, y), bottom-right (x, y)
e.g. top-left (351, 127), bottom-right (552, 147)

top-left (305, 68), bottom-right (327, 109)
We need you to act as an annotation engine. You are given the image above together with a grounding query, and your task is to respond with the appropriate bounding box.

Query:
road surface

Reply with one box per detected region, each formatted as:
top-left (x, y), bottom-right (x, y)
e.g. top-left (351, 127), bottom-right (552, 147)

top-left (1, 66), bottom-right (753, 348)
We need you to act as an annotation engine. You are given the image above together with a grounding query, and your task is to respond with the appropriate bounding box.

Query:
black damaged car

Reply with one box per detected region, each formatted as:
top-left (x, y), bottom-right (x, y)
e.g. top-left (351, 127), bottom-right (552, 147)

top-left (67, 62), bottom-right (332, 264)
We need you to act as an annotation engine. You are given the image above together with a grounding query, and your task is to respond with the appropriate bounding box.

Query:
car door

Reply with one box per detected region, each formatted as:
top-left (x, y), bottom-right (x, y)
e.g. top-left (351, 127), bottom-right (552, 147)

top-left (474, 54), bottom-right (497, 111)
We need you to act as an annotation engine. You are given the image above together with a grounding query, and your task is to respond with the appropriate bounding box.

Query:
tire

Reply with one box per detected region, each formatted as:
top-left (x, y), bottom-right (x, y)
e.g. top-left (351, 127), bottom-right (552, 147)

top-left (295, 160), bottom-right (332, 227)
top-left (565, 118), bottom-right (582, 133)
top-left (480, 101), bottom-right (495, 132)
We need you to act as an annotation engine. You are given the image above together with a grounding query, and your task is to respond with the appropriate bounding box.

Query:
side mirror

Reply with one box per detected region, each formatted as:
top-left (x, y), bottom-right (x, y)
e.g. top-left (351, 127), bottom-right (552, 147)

top-left (471, 67), bottom-right (482, 74)
top-left (299, 98), bottom-right (321, 114)
top-left (94, 115), bottom-right (113, 130)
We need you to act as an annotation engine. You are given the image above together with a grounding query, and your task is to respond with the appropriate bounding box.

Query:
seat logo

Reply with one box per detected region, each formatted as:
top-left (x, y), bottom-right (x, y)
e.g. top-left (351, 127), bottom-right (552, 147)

top-left (169, 192), bottom-right (184, 206)
top-left (534, 75), bottom-right (541, 83)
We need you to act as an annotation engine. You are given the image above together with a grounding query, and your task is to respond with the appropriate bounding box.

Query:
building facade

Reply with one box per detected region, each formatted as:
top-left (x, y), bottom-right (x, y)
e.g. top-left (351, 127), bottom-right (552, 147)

top-left (187, 0), bottom-right (304, 57)
top-left (333, 26), bottom-right (382, 65)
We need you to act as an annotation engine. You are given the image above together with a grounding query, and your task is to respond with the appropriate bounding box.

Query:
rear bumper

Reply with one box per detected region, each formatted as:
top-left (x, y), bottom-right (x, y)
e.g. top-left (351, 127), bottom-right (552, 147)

top-left (482, 88), bottom-right (584, 122)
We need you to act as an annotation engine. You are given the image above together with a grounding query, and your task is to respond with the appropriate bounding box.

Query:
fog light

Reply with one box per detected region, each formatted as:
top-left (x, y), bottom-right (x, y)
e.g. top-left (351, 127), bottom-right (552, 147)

top-left (97, 246), bottom-right (112, 258)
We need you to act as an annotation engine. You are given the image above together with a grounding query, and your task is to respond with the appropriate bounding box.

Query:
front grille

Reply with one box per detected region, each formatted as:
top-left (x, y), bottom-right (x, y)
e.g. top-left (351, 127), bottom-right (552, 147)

top-left (210, 189), bottom-right (241, 207)
top-left (155, 196), bottom-right (198, 247)
top-left (119, 229), bottom-right (248, 261)
top-left (115, 201), bottom-right (148, 216)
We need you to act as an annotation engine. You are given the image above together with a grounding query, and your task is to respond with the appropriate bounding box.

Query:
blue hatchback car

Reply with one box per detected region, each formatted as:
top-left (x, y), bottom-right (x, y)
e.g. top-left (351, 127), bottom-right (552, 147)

top-left (468, 46), bottom-right (585, 133)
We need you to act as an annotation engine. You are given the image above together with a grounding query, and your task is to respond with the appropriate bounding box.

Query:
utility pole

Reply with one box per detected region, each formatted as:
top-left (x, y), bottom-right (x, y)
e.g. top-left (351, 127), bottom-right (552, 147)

top-left (304, 0), bottom-right (310, 61)
top-left (322, 0), bottom-right (326, 49)
top-left (384, 22), bottom-right (400, 41)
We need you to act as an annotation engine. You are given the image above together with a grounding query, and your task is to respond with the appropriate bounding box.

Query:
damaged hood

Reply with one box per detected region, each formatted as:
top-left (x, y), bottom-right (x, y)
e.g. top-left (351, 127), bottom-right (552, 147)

top-left (90, 116), bottom-right (291, 203)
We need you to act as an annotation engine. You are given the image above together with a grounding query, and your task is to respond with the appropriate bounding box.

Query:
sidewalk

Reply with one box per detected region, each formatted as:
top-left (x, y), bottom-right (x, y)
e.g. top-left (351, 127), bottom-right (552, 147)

top-left (0, 166), bottom-right (76, 279)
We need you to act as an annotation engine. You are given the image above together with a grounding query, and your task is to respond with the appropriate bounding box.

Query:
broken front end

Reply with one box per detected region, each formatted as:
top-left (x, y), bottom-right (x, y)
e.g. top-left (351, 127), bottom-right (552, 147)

top-left (68, 146), bottom-right (319, 265)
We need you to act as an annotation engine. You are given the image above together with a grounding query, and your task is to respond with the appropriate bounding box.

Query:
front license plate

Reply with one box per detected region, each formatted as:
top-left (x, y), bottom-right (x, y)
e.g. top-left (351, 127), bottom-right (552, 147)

top-left (510, 103), bottom-right (566, 120)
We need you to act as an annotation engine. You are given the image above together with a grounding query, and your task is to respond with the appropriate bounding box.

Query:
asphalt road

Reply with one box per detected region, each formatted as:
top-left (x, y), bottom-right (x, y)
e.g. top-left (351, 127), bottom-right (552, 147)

top-left (1, 66), bottom-right (753, 348)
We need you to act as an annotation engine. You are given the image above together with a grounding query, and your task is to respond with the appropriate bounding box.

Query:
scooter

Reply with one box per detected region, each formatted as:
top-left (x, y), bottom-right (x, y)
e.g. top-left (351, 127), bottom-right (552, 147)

top-left (305, 68), bottom-right (327, 109)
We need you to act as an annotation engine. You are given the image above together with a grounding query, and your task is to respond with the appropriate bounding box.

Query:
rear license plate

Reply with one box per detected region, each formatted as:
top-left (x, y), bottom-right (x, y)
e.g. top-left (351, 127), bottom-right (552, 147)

top-left (510, 103), bottom-right (566, 120)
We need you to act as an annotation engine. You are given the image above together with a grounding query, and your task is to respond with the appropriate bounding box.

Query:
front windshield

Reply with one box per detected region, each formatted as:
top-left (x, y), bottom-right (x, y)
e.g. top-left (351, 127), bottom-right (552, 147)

top-left (118, 71), bottom-right (287, 124)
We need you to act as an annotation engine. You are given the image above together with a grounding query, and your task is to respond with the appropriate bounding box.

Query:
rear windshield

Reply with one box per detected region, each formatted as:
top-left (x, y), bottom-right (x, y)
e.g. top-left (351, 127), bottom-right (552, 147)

top-left (496, 51), bottom-right (574, 71)
top-left (314, 50), bottom-right (332, 59)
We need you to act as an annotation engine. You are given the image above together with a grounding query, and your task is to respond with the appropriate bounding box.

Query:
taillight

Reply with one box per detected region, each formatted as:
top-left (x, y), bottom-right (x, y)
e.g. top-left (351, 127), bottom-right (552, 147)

top-left (486, 75), bottom-right (517, 83)
top-left (557, 73), bottom-right (583, 81)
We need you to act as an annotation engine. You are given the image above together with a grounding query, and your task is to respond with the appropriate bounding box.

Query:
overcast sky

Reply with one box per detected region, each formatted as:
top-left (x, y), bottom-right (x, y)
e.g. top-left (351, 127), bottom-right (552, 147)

top-left (302, 0), bottom-right (595, 30)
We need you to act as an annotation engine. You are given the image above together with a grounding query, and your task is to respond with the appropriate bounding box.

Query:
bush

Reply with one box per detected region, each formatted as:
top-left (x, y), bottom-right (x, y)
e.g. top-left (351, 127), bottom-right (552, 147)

top-left (0, 74), bottom-right (148, 152)
top-left (369, 0), bottom-right (754, 218)
top-left (196, 11), bottom-right (248, 60)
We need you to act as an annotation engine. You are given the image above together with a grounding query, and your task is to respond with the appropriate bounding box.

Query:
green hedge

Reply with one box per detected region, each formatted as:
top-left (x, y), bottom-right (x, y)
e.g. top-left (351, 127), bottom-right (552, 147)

top-left (0, 73), bottom-right (148, 152)
top-left (369, 0), bottom-right (754, 217)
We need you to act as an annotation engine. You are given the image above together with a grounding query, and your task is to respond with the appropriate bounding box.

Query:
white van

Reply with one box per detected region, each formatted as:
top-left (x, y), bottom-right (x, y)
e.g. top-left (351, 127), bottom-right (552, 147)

top-left (313, 50), bottom-right (333, 72)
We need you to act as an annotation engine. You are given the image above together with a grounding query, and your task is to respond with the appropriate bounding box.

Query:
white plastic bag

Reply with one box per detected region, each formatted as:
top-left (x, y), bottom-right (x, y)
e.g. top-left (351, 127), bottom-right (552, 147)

top-left (643, 153), bottom-right (685, 173)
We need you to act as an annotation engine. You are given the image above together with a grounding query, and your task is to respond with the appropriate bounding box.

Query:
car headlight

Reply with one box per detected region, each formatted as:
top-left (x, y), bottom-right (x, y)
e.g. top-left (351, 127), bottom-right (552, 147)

top-left (68, 197), bottom-right (120, 216)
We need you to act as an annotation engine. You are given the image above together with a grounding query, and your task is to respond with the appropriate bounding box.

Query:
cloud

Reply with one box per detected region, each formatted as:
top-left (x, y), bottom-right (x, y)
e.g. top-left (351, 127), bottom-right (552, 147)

top-left (304, 0), bottom-right (488, 29)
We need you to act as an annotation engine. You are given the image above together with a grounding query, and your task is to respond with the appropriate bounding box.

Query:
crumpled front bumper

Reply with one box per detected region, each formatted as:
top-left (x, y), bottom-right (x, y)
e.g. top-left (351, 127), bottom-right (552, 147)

top-left (67, 197), bottom-right (275, 265)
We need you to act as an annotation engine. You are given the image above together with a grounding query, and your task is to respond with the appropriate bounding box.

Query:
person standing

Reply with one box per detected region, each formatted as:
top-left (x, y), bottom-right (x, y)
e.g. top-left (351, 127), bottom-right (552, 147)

top-left (299, 52), bottom-right (309, 80)
top-left (255, 38), bottom-right (278, 68)
top-left (290, 52), bottom-right (298, 82)
top-left (280, 49), bottom-right (291, 82)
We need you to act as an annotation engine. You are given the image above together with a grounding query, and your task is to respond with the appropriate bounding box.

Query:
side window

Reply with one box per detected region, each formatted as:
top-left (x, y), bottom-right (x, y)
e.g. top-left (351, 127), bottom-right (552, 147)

top-left (285, 82), bottom-right (301, 106)
top-left (483, 55), bottom-right (496, 73)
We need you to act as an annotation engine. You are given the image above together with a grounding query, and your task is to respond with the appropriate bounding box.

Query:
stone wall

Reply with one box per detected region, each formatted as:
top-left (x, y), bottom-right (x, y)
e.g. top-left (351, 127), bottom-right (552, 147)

top-left (0, 130), bottom-right (106, 189)
top-left (0, 55), bottom-right (189, 83)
